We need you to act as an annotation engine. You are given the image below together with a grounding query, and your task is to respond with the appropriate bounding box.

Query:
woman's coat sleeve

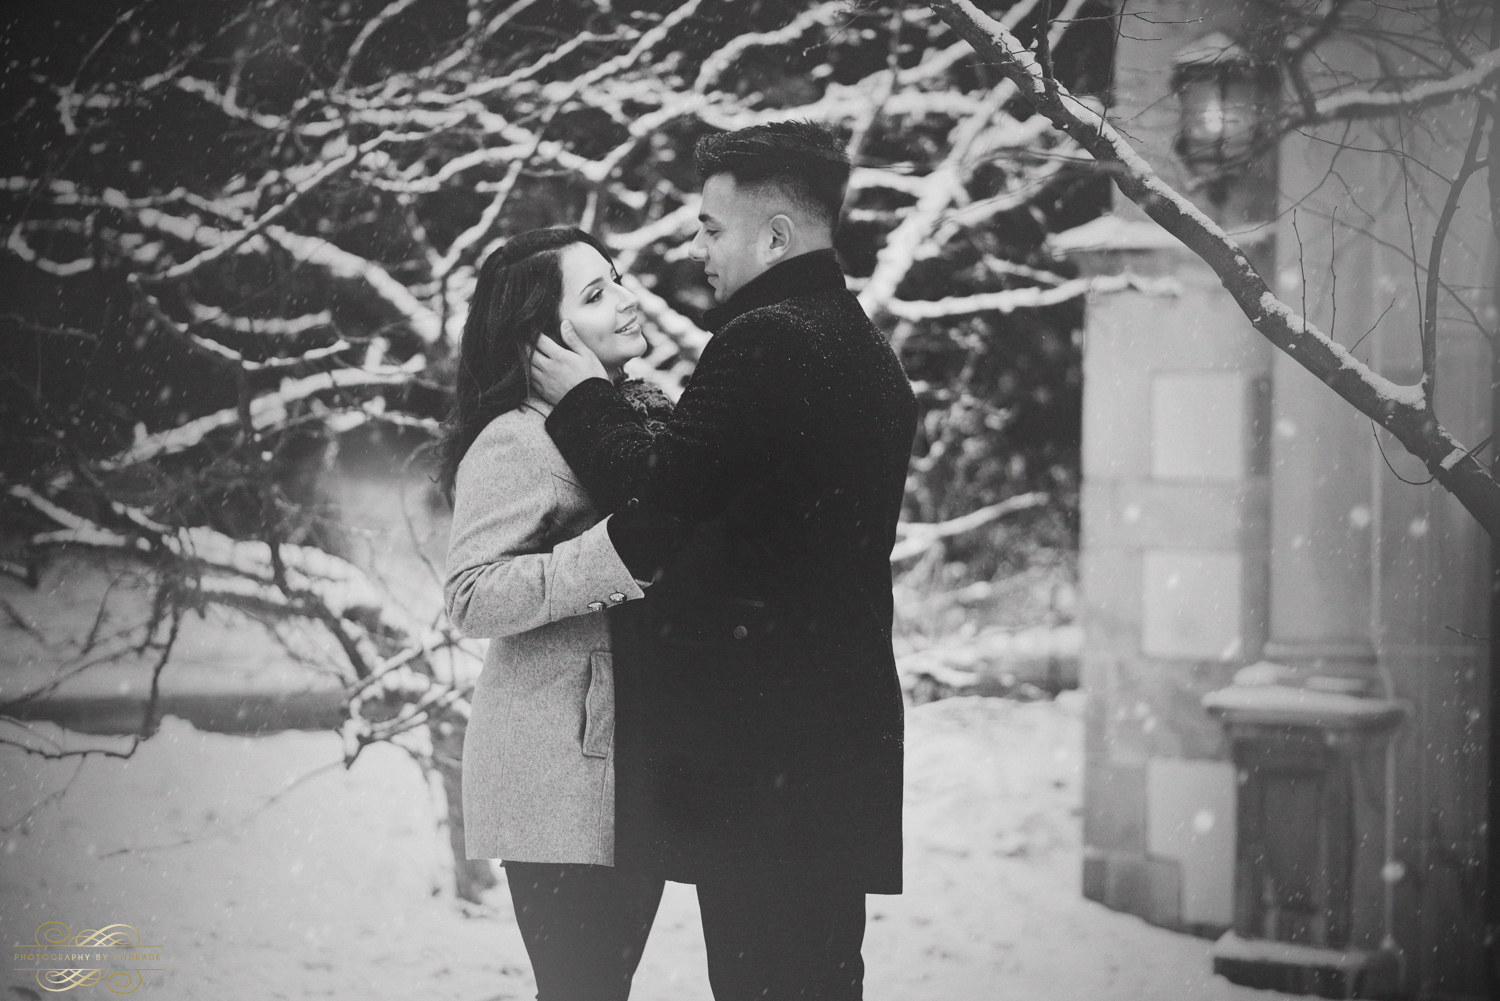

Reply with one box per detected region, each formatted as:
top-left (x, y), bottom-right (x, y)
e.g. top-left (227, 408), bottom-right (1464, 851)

top-left (443, 417), bottom-right (645, 639)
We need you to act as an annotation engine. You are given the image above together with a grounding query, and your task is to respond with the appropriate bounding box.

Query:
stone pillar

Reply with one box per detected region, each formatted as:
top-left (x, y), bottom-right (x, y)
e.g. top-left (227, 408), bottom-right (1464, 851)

top-left (1076, 238), bottom-right (1271, 931)
top-left (1263, 187), bottom-right (1377, 680)
top-left (1073, 0), bottom-right (1280, 933)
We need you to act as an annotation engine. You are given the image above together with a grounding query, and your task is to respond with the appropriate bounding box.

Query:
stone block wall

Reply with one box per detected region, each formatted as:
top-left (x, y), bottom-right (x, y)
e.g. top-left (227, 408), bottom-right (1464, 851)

top-left (1078, 248), bottom-right (1272, 933)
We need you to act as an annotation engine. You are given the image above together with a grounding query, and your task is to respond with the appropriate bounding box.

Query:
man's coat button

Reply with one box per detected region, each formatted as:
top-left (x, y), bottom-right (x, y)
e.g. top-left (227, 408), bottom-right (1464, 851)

top-left (733, 625), bottom-right (748, 639)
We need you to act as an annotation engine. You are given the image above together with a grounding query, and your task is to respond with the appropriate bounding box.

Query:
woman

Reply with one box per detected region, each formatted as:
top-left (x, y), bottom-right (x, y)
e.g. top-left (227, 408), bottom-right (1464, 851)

top-left (439, 227), bottom-right (670, 1000)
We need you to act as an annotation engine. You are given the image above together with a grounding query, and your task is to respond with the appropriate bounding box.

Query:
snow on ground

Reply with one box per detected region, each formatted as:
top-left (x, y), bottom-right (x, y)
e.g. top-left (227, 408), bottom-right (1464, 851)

top-left (2, 473), bottom-right (1294, 999)
top-left (2, 697), bottom-right (1294, 1001)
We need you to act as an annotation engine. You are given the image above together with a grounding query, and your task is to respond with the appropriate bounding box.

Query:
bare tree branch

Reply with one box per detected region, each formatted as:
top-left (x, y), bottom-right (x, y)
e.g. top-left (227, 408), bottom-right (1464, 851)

top-left (1421, 102), bottom-right (1490, 409)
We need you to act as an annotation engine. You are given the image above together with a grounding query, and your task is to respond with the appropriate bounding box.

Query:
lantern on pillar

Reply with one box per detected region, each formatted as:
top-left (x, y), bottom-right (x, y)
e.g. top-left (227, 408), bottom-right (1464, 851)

top-left (1170, 32), bottom-right (1271, 203)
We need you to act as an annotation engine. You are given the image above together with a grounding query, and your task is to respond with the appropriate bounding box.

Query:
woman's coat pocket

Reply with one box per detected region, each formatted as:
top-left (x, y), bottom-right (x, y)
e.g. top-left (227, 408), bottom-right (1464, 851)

top-left (582, 650), bottom-right (614, 758)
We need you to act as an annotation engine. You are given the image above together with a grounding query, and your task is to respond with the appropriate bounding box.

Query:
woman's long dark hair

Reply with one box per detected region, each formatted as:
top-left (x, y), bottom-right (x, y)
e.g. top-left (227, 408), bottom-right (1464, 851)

top-left (435, 227), bottom-right (613, 501)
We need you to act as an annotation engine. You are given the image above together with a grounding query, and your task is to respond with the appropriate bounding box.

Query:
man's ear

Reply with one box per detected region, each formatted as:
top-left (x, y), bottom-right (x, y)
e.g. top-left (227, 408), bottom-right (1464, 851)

top-left (762, 213), bottom-right (794, 264)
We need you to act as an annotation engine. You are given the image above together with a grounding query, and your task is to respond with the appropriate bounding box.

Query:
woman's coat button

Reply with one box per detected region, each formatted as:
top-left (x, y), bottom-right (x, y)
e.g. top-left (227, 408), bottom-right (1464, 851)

top-left (587, 601), bottom-right (606, 612)
top-left (609, 592), bottom-right (627, 603)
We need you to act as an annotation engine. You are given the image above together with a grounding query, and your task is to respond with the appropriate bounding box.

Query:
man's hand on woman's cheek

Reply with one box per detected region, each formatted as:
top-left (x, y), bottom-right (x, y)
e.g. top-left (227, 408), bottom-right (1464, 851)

top-left (531, 320), bottom-right (609, 404)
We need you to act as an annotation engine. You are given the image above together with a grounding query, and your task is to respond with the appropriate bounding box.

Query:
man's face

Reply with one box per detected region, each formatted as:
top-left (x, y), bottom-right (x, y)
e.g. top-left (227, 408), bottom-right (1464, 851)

top-left (688, 173), bottom-right (769, 303)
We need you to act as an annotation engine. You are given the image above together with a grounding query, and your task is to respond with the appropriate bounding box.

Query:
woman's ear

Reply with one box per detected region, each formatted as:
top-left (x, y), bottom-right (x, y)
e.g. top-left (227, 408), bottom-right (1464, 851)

top-left (558, 319), bottom-right (584, 350)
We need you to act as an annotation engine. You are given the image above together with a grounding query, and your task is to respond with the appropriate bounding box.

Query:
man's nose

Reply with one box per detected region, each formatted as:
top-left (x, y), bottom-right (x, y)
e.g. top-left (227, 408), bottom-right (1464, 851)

top-left (687, 230), bottom-right (707, 261)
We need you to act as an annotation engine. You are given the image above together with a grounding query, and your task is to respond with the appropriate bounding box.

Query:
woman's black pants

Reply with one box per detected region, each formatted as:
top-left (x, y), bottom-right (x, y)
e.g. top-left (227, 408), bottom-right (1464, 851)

top-left (502, 860), bottom-right (665, 1001)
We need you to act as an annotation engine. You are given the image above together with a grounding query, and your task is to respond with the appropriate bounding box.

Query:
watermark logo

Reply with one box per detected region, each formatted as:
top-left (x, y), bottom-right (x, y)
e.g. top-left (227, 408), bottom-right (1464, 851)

top-left (12, 923), bottom-right (164, 993)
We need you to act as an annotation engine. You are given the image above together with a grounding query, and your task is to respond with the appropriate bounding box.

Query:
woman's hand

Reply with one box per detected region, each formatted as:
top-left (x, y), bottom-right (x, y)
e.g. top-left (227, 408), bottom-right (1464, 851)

top-left (531, 320), bottom-right (609, 403)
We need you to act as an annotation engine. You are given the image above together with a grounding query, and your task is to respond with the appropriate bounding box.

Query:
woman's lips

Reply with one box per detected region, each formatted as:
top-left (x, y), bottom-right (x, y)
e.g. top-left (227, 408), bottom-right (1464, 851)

top-left (616, 320), bottom-right (642, 336)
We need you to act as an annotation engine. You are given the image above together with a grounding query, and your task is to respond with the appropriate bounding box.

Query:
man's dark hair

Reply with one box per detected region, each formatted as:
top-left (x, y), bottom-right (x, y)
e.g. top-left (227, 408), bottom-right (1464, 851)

top-left (693, 120), bottom-right (851, 228)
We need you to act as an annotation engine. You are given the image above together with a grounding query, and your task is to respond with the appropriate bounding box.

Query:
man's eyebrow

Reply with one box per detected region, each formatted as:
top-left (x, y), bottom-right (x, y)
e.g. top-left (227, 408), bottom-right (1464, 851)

top-left (698, 211), bottom-right (720, 224)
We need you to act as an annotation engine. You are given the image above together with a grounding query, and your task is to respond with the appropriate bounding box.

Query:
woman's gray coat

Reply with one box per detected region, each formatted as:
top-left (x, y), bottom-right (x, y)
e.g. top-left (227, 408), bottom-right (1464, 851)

top-left (444, 400), bottom-right (645, 864)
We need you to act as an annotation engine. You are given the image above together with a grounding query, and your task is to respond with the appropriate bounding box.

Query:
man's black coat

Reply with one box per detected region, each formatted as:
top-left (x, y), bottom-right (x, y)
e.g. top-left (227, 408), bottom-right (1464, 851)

top-left (546, 249), bottom-right (917, 893)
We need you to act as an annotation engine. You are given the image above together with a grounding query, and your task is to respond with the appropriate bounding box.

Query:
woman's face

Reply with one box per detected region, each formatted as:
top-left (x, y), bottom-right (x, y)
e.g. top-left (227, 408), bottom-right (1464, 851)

top-left (556, 243), bottom-right (646, 373)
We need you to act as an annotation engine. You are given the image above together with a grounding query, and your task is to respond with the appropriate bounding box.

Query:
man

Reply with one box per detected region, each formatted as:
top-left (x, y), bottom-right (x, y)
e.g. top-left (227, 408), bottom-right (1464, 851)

top-left (531, 120), bottom-right (917, 1000)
